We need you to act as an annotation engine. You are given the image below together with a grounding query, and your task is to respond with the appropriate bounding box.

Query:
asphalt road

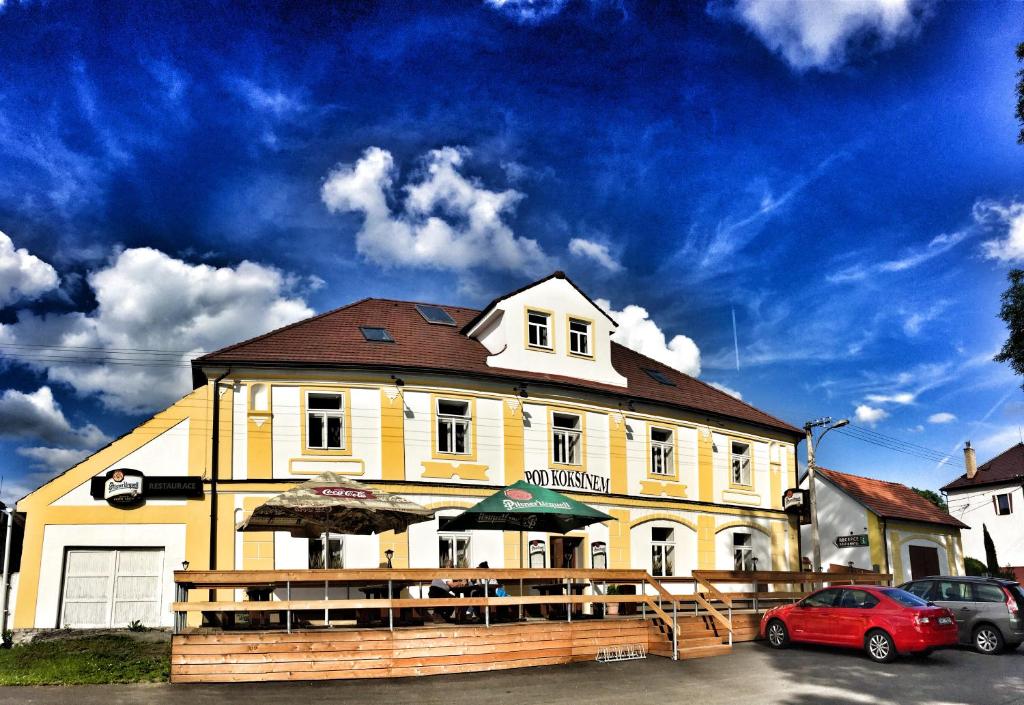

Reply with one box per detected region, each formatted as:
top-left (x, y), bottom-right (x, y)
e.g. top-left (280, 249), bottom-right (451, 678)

top-left (1, 641), bottom-right (1022, 705)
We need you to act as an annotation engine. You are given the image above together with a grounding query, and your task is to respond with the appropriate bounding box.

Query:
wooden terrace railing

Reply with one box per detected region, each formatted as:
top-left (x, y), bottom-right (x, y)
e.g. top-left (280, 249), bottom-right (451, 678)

top-left (172, 568), bottom-right (893, 660)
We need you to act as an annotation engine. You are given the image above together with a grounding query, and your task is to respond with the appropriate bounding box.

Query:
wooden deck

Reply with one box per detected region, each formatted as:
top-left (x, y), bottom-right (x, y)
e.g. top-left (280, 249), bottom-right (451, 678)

top-left (172, 617), bottom-right (658, 683)
top-left (170, 613), bottom-right (765, 683)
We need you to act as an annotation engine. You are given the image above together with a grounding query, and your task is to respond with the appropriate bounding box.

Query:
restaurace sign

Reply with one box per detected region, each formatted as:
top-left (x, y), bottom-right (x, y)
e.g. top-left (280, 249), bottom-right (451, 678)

top-left (523, 469), bottom-right (610, 494)
top-left (89, 469), bottom-right (204, 508)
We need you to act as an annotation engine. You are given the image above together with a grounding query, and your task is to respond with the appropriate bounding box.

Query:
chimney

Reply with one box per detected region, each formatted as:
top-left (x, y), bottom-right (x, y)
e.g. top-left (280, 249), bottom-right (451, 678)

top-left (965, 441), bottom-right (977, 479)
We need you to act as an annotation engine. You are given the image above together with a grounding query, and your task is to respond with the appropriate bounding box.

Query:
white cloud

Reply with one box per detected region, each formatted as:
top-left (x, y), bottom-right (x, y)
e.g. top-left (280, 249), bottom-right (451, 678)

top-left (596, 298), bottom-right (701, 377)
top-left (227, 76), bottom-right (305, 118)
top-left (829, 230), bottom-right (969, 284)
top-left (865, 392), bottom-right (915, 405)
top-left (928, 412), bottom-right (956, 424)
top-left (322, 146), bottom-right (551, 274)
top-left (16, 446), bottom-right (92, 473)
top-left (855, 404), bottom-right (888, 425)
top-left (485, 0), bottom-right (570, 22)
top-left (0, 386), bottom-right (108, 448)
top-left (731, 0), bottom-right (929, 72)
top-left (708, 381), bottom-right (743, 400)
top-left (978, 200), bottom-right (1024, 263)
top-left (975, 426), bottom-right (1023, 457)
top-left (0, 231), bottom-right (59, 307)
top-left (568, 238), bottom-right (623, 273)
top-left (0, 248), bottom-right (314, 412)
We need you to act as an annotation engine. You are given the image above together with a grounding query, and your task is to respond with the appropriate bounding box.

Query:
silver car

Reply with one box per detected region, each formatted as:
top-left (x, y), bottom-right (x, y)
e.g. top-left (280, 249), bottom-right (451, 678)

top-left (900, 576), bottom-right (1024, 654)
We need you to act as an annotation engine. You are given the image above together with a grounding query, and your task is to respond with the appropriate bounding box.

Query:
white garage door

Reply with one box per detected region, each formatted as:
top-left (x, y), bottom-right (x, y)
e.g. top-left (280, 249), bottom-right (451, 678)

top-left (60, 549), bottom-right (164, 628)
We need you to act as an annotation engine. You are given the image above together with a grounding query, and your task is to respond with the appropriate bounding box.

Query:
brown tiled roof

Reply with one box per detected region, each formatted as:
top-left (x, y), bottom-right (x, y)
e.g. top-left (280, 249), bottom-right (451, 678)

top-left (194, 298), bottom-right (802, 437)
top-left (818, 468), bottom-right (968, 529)
top-left (942, 443), bottom-right (1024, 492)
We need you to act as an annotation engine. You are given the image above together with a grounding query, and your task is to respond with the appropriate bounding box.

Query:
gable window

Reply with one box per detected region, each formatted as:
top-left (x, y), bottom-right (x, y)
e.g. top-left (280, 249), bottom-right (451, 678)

top-left (994, 493), bottom-right (1014, 516)
top-left (309, 535), bottom-right (343, 569)
top-left (568, 317), bottom-right (592, 357)
top-left (650, 427), bottom-right (674, 476)
top-left (527, 310), bottom-right (552, 349)
top-left (733, 532), bottom-right (754, 571)
top-left (731, 441), bottom-right (752, 487)
top-left (651, 527), bottom-right (675, 577)
top-left (552, 412), bottom-right (582, 466)
top-left (307, 392), bottom-right (344, 450)
top-left (436, 399), bottom-right (472, 455)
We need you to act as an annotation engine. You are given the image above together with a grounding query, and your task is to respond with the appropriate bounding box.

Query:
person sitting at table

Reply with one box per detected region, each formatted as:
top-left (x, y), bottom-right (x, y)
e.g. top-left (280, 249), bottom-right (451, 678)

top-left (428, 562), bottom-right (458, 623)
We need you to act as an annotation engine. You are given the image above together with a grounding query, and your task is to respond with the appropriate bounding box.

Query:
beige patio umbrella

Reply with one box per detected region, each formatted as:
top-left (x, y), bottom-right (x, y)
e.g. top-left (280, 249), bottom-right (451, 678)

top-left (237, 472), bottom-right (434, 538)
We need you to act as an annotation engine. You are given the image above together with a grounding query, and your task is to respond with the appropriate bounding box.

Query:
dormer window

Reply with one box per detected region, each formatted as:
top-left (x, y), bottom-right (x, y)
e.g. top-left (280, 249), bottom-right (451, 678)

top-left (568, 317), bottom-right (592, 357)
top-left (527, 309), bottom-right (552, 350)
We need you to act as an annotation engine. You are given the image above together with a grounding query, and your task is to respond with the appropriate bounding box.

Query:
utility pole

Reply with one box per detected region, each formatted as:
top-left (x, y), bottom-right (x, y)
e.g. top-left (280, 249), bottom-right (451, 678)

top-left (804, 417), bottom-right (849, 574)
top-left (1, 506), bottom-right (13, 636)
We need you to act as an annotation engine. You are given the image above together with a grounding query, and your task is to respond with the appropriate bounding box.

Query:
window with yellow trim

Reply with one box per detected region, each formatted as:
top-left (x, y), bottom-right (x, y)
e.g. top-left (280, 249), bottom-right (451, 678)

top-left (306, 391), bottom-right (345, 450)
top-left (527, 309), bottom-right (552, 349)
top-left (650, 427), bottom-right (674, 477)
top-left (551, 411), bottom-right (582, 466)
top-left (568, 317), bottom-right (592, 357)
top-left (436, 398), bottom-right (472, 455)
top-left (731, 441), bottom-right (752, 486)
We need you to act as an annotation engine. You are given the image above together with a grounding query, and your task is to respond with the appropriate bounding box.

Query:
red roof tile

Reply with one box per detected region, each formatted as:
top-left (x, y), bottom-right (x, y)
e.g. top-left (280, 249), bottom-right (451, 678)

top-left (942, 443), bottom-right (1024, 492)
top-left (818, 468), bottom-right (967, 529)
top-left (195, 298), bottom-right (802, 437)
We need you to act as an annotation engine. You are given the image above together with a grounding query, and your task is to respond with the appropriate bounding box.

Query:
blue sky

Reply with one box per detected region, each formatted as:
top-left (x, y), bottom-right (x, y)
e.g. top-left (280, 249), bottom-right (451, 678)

top-left (0, 0), bottom-right (1022, 503)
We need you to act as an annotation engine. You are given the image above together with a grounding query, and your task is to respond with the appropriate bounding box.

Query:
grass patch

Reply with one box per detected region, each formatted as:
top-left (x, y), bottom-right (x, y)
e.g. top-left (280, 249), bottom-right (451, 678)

top-left (0, 635), bottom-right (169, 685)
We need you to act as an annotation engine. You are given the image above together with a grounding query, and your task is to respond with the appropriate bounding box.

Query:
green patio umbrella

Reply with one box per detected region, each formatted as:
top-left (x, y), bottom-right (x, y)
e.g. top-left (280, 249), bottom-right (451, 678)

top-left (440, 480), bottom-right (612, 534)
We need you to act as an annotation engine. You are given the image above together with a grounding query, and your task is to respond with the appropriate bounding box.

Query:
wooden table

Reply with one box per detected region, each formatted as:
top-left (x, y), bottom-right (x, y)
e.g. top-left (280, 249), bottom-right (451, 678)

top-left (358, 583), bottom-right (422, 626)
top-left (532, 581), bottom-right (588, 619)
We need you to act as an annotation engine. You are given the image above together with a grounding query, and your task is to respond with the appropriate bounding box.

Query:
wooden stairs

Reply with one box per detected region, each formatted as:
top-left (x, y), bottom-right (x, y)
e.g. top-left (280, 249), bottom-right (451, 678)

top-left (647, 612), bottom-right (762, 660)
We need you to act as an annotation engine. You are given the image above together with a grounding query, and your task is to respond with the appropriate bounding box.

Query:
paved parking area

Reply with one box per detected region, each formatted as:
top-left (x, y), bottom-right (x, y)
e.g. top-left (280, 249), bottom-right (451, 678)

top-left (1, 641), bottom-right (1022, 705)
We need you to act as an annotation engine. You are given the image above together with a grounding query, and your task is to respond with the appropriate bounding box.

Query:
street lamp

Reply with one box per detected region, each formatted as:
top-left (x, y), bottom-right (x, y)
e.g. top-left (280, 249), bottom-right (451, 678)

top-left (385, 549), bottom-right (395, 569)
top-left (804, 417), bottom-right (849, 573)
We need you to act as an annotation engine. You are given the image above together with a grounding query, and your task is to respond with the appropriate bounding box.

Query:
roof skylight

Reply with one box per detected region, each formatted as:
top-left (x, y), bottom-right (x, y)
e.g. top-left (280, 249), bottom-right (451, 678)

top-left (360, 326), bottom-right (395, 342)
top-left (643, 368), bottom-right (675, 386)
top-left (415, 304), bottom-right (456, 326)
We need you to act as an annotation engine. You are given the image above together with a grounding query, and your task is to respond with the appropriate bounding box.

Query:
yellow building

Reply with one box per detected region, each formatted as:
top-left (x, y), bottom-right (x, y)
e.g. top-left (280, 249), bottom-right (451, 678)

top-left (13, 272), bottom-right (803, 629)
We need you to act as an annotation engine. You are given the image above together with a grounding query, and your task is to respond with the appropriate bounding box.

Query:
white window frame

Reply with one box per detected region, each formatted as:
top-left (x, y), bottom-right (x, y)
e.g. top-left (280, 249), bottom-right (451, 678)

top-left (569, 317), bottom-right (592, 356)
top-left (994, 492), bottom-right (1014, 516)
top-left (439, 534), bottom-right (471, 568)
top-left (731, 441), bottom-right (752, 486)
top-left (306, 391), bottom-right (345, 450)
top-left (436, 398), bottom-right (472, 455)
top-left (650, 427), bottom-right (674, 476)
top-left (552, 412), bottom-right (582, 466)
top-left (309, 534), bottom-right (344, 569)
top-left (651, 527), bottom-right (675, 577)
top-left (734, 532), bottom-right (754, 571)
top-left (528, 310), bottom-right (552, 349)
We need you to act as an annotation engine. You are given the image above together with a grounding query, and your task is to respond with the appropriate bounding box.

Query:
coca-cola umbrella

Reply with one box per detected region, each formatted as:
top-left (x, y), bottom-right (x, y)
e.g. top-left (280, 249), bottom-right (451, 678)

top-left (237, 472), bottom-right (434, 538)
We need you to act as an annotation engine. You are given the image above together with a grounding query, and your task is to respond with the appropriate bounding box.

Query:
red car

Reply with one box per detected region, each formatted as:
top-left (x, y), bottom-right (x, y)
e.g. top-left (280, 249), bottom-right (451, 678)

top-left (760, 585), bottom-right (958, 663)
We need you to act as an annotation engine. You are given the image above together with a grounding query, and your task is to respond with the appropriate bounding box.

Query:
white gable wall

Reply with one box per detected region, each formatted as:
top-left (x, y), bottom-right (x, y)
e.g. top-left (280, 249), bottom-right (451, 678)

top-left (473, 277), bottom-right (627, 387)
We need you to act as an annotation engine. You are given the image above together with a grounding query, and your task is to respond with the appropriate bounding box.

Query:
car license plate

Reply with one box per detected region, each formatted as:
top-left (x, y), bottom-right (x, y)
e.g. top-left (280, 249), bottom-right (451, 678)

top-left (938, 616), bottom-right (953, 625)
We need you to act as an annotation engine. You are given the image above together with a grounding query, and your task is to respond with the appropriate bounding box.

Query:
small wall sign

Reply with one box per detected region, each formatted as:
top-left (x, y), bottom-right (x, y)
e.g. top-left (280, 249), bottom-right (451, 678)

top-left (90, 469), bottom-right (204, 508)
top-left (834, 534), bottom-right (870, 548)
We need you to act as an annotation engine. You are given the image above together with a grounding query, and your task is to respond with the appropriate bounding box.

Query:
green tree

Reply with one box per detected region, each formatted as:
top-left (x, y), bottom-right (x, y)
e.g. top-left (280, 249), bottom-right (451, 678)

top-left (984, 523), bottom-right (1001, 574)
top-left (911, 487), bottom-right (947, 510)
top-left (1017, 42), bottom-right (1024, 144)
top-left (994, 269), bottom-right (1024, 388)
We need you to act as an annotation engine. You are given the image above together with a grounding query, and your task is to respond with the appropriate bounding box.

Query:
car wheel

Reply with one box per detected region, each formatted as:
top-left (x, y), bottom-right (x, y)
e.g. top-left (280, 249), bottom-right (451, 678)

top-left (766, 619), bottom-right (789, 649)
top-left (865, 629), bottom-right (896, 663)
top-left (973, 624), bottom-right (1005, 655)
